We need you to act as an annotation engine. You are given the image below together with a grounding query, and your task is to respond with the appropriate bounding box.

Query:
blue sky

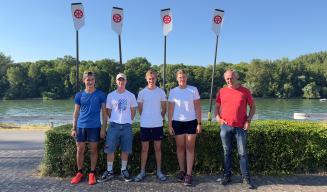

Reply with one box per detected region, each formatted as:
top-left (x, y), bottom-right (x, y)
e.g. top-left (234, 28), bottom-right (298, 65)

top-left (0, 0), bottom-right (326, 66)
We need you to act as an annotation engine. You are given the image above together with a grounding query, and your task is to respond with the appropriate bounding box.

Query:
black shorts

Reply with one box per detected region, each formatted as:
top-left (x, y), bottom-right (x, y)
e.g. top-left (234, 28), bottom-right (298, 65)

top-left (172, 119), bottom-right (198, 135)
top-left (140, 127), bottom-right (164, 141)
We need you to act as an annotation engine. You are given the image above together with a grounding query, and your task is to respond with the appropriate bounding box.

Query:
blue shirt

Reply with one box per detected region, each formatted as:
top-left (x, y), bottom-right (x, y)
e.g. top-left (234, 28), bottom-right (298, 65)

top-left (75, 89), bottom-right (106, 128)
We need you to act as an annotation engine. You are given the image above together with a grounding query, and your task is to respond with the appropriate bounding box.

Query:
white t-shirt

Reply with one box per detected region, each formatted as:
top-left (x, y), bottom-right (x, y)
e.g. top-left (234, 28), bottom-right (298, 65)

top-left (137, 87), bottom-right (167, 128)
top-left (106, 90), bottom-right (138, 124)
top-left (168, 85), bottom-right (200, 121)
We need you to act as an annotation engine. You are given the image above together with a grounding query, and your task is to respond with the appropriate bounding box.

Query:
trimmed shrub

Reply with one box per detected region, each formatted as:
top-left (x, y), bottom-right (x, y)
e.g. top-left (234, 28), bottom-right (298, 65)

top-left (41, 120), bottom-right (327, 177)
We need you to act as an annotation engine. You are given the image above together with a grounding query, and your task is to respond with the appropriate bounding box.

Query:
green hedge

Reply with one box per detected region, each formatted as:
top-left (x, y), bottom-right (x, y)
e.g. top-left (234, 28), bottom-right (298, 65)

top-left (41, 120), bottom-right (327, 177)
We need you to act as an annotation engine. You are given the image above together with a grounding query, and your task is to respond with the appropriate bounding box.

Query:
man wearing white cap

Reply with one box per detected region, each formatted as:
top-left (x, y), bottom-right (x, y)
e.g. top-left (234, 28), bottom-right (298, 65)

top-left (98, 73), bottom-right (138, 182)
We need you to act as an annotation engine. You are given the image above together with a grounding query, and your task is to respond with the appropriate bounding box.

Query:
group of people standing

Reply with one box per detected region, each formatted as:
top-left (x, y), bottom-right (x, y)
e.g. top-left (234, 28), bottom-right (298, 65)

top-left (69, 68), bottom-right (256, 189)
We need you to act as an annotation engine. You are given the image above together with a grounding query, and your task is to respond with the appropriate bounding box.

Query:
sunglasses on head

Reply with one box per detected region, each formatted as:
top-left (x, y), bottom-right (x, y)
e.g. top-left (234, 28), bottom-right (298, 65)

top-left (83, 71), bottom-right (94, 75)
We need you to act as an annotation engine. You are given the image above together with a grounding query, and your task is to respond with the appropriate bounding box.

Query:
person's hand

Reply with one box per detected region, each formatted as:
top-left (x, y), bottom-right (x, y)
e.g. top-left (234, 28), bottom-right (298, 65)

top-left (71, 129), bottom-right (77, 137)
top-left (196, 124), bottom-right (202, 134)
top-left (168, 125), bottom-right (175, 136)
top-left (219, 119), bottom-right (227, 125)
top-left (216, 115), bottom-right (226, 125)
top-left (100, 129), bottom-right (106, 139)
top-left (244, 121), bottom-right (251, 131)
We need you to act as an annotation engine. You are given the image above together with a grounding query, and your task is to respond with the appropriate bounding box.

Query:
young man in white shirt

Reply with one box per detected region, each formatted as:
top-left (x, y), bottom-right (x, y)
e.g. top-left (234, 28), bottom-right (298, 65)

top-left (98, 73), bottom-right (138, 182)
top-left (134, 69), bottom-right (167, 182)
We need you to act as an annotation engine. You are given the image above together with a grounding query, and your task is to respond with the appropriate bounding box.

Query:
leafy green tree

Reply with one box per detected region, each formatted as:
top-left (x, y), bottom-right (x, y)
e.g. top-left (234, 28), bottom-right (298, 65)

top-left (5, 65), bottom-right (30, 99)
top-left (245, 59), bottom-right (277, 97)
top-left (0, 52), bottom-right (12, 98)
top-left (302, 82), bottom-right (320, 99)
top-left (124, 57), bottom-right (151, 95)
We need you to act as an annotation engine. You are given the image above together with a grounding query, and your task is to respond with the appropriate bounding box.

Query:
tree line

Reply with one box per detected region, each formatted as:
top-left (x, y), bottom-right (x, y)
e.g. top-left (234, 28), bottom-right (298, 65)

top-left (0, 51), bottom-right (326, 100)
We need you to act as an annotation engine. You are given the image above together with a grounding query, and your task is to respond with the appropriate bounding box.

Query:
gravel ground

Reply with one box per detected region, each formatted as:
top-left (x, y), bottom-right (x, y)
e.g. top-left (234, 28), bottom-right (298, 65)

top-left (0, 130), bottom-right (326, 192)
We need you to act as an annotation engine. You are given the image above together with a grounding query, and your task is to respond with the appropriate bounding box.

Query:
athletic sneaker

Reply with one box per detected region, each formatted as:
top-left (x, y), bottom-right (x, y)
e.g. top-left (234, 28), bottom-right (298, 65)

top-left (88, 173), bottom-right (96, 185)
top-left (243, 177), bottom-right (256, 189)
top-left (134, 172), bottom-right (146, 182)
top-left (176, 171), bottom-right (185, 182)
top-left (97, 170), bottom-right (114, 183)
top-left (71, 172), bottom-right (83, 184)
top-left (121, 169), bottom-right (132, 182)
top-left (184, 175), bottom-right (193, 186)
top-left (219, 176), bottom-right (232, 186)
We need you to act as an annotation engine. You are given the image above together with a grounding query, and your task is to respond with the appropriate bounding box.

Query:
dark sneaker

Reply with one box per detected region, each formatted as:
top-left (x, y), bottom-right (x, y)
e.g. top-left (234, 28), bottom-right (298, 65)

top-left (243, 177), bottom-right (256, 189)
top-left (121, 169), bottom-right (132, 182)
top-left (176, 171), bottom-right (185, 182)
top-left (183, 175), bottom-right (193, 186)
top-left (219, 176), bottom-right (232, 186)
top-left (97, 170), bottom-right (114, 183)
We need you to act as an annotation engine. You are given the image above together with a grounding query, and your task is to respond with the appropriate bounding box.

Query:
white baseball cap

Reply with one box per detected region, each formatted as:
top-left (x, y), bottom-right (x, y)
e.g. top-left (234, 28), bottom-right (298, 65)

top-left (116, 73), bottom-right (127, 80)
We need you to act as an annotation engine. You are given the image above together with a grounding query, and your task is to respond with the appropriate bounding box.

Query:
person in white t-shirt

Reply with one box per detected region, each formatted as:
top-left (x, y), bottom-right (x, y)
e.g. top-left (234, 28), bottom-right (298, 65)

top-left (134, 69), bottom-right (167, 182)
top-left (98, 73), bottom-right (138, 183)
top-left (168, 69), bottom-right (202, 186)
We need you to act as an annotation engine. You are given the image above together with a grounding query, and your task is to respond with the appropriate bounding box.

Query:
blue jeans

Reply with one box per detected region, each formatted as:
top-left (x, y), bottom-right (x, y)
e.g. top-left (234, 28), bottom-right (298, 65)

top-left (220, 124), bottom-right (250, 178)
top-left (104, 122), bottom-right (133, 154)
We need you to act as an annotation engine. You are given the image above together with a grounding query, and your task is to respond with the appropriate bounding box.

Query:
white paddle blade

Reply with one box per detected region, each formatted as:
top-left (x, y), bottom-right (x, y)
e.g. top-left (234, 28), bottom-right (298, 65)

top-left (71, 3), bottom-right (85, 30)
top-left (212, 9), bottom-right (224, 35)
top-left (161, 8), bottom-right (173, 36)
top-left (111, 7), bottom-right (124, 35)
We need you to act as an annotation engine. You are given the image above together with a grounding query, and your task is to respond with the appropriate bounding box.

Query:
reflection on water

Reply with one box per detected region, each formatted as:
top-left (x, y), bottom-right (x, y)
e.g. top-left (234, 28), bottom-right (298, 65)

top-left (0, 98), bottom-right (326, 126)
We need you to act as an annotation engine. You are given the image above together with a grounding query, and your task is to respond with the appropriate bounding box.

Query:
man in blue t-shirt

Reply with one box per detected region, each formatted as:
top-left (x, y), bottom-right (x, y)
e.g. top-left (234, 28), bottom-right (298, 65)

top-left (70, 71), bottom-right (107, 185)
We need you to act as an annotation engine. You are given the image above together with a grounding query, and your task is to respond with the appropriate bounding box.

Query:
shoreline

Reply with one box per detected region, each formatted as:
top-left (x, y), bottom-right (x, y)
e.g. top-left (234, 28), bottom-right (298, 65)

top-left (0, 123), bottom-right (50, 131)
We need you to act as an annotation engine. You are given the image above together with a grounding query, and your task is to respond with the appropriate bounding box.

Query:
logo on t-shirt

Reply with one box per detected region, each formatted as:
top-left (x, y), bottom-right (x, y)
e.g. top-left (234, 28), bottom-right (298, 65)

top-left (118, 99), bottom-right (127, 111)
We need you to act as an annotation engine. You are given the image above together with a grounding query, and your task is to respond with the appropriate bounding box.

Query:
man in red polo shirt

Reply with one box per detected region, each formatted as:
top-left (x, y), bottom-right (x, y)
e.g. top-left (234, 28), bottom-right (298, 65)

top-left (215, 69), bottom-right (256, 189)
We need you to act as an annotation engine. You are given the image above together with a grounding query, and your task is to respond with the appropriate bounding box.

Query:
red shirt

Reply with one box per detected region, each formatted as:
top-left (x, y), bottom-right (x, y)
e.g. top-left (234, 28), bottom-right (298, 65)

top-left (216, 86), bottom-right (253, 128)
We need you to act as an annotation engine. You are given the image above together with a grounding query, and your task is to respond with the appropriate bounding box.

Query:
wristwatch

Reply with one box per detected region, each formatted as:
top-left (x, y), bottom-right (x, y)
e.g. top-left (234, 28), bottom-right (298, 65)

top-left (197, 122), bottom-right (202, 125)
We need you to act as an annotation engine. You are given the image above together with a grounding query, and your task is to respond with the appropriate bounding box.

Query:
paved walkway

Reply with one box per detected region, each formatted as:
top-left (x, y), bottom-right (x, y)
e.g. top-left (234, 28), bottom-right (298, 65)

top-left (0, 130), bottom-right (327, 192)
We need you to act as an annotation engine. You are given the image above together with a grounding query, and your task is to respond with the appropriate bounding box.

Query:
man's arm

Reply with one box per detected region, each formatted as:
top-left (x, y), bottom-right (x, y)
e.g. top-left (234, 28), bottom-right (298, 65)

top-left (71, 104), bottom-right (80, 137)
top-left (100, 104), bottom-right (108, 139)
top-left (161, 101), bottom-right (167, 119)
top-left (138, 102), bottom-right (143, 115)
top-left (101, 103), bottom-right (108, 128)
top-left (247, 103), bottom-right (256, 121)
top-left (214, 102), bottom-right (221, 122)
top-left (215, 102), bottom-right (227, 125)
top-left (244, 102), bottom-right (256, 130)
top-left (131, 107), bottom-right (136, 120)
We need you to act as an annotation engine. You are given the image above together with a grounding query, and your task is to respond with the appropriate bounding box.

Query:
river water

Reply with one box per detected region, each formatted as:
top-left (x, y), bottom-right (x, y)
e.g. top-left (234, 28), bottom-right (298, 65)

top-left (0, 98), bottom-right (326, 126)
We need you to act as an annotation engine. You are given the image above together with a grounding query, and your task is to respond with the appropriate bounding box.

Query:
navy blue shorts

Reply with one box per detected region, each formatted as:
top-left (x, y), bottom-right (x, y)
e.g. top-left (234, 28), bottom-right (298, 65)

top-left (76, 128), bottom-right (100, 142)
top-left (140, 127), bottom-right (164, 141)
top-left (172, 119), bottom-right (197, 135)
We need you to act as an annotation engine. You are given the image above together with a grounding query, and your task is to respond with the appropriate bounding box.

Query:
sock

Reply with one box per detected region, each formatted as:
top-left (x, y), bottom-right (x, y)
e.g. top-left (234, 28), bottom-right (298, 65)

top-left (90, 170), bottom-right (95, 174)
top-left (107, 161), bottom-right (113, 172)
top-left (157, 168), bottom-right (162, 174)
top-left (121, 160), bottom-right (128, 171)
top-left (140, 169), bottom-right (145, 175)
top-left (78, 169), bottom-right (83, 173)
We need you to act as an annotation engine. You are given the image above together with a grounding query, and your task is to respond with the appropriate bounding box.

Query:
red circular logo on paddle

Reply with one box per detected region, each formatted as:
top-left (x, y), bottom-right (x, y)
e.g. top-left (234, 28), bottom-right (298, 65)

top-left (163, 15), bottom-right (171, 24)
top-left (213, 15), bottom-right (222, 24)
top-left (74, 9), bottom-right (83, 19)
top-left (113, 14), bottom-right (122, 23)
